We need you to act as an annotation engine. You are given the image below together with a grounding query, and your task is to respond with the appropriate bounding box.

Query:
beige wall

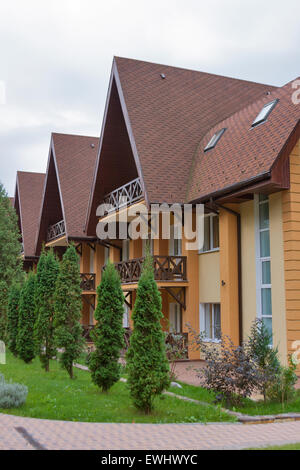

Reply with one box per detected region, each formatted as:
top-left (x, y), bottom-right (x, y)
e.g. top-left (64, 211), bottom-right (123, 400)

top-left (198, 251), bottom-right (220, 303)
top-left (269, 192), bottom-right (287, 364)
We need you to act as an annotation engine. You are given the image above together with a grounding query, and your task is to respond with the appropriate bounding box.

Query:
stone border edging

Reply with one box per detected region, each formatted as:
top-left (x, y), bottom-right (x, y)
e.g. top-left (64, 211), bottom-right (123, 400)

top-left (73, 362), bottom-right (300, 425)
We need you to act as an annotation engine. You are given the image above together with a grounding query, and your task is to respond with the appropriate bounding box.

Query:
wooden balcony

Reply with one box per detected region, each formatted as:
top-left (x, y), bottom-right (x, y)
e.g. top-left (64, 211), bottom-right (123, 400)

top-left (82, 324), bottom-right (94, 342)
top-left (47, 219), bottom-right (66, 242)
top-left (80, 273), bottom-right (96, 291)
top-left (102, 177), bottom-right (143, 214)
top-left (112, 255), bottom-right (187, 284)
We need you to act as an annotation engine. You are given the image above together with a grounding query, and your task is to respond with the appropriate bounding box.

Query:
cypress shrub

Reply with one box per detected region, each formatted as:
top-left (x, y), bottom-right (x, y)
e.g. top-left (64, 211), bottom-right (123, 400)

top-left (17, 272), bottom-right (37, 363)
top-left (7, 282), bottom-right (22, 356)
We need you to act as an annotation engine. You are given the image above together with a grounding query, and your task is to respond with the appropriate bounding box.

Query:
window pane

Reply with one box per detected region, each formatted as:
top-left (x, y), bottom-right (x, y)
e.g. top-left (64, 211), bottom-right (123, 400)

top-left (204, 304), bottom-right (212, 338)
top-left (260, 230), bottom-right (270, 257)
top-left (262, 317), bottom-right (273, 345)
top-left (259, 202), bottom-right (269, 229)
top-left (262, 260), bottom-right (271, 284)
top-left (261, 288), bottom-right (272, 316)
top-left (212, 216), bottom-right (219, 249)
top-left (203, 217), bottom-right (211, 251)
top-left (259, 194), bottom-right (268, 202)
top-left (214, 304), bottom-right (221, 340)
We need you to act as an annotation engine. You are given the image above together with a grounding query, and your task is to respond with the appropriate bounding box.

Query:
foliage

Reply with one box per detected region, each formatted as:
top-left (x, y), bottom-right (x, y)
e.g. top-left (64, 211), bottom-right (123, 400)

top-left (16, 272), bottom-right (37, 363)
top-left (54, 245), bottom-right (84, 378)
top-left (7, 282), bottom-right (22, 356)
top-left (88, 261), bottom-right (125, 392)
top-left (165, 332), bottom-right (188, 380)
top-left (266, 356), bottom-right (298, 405)
top-left (127, 250), bottom-right (170, 413)
top-left (34, 250), bottom-right (59, 371)
top-left (0, 182), bottom-right (23, 341)
top-left (246, 319), bottom-right (280, 401)
top-left (0, 373), bottom-right (28, 408)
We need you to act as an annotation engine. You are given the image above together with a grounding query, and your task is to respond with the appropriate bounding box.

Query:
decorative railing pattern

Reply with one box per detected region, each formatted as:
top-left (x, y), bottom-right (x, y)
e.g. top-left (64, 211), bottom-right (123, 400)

top-left (102, 177), bottom-right (143, 214)
top-left (82, 324), bottom-right (95, 342)
top-left (47, 219), bottom-right (66, 242)
top-left (80, 273), bottom-right (96, 291)
top-left (111, 255), bottom-right (187, 284)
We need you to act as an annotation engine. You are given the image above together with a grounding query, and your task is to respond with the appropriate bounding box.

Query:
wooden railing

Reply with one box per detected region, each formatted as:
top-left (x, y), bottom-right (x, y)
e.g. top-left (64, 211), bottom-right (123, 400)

top-left (111, 255), bottom-right (187, 284)
top-left (47, 219), bottom-right (66, 242)
top-left (82, 324), bottom-right (95, 342)
top-left (80, 273), bottom-right (96, 291)
top-left (102, 177), bottom-right (143, 214)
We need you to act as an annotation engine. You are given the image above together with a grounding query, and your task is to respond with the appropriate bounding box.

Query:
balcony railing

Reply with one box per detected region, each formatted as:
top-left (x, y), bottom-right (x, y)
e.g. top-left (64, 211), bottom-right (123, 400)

top-left (80, 273), bottom-right (96, 291)
top-left (82, 324), bottom-right (95, 342)
top-left (112, 255), bottom-right (187, 284)
top-left (47, 219), bottom-right (66, 242)
top-left (102, 177), bottom-right (143, 214)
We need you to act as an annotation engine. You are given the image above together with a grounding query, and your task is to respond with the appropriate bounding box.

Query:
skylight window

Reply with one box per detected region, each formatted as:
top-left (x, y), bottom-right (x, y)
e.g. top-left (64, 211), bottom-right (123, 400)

top-left (204, 128), bottom-right (226, 152)
top-left (251, 99), bottom-right (278, 127)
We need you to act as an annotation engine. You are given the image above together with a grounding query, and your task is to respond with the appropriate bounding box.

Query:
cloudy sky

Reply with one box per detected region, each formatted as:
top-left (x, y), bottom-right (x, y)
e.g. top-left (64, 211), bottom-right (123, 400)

top-left (0, 0), bottom-right (299, 196)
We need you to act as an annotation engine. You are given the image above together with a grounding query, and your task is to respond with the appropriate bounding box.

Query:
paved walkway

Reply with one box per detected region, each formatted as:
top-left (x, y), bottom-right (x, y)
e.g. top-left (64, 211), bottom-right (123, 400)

top-left (1, 413), bottom-right (300, 450)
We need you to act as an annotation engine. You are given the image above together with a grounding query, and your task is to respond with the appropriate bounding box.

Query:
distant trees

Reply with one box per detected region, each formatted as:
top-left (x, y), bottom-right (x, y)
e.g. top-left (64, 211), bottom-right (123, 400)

top-left (88, 261), bottom-right (125, 392)
top-left (17, 271), bottom-right (37, 363)
top-left (34, 250), bottom-right (59, 371)
top-left (54, 245), bottom-right (84, 379)
top-left (0, 182), bottom-right (23, 341)
top-left (127, 250), bottom-right (170, 413)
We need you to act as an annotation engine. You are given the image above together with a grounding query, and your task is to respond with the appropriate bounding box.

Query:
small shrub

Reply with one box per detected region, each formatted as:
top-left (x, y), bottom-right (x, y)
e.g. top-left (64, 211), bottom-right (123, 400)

top-left (266, 356), bottom-right (298, 405)
top-left (165, 332), bottom-right (188, 381)
top-left (0, 373), bottom-right (28, 408)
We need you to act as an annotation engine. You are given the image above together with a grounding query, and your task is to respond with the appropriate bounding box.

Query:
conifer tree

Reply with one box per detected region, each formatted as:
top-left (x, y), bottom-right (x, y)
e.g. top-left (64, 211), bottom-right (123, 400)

top-left (127, 250), bottom-right (170, 413)
top-left (54, 245), bottom-right (84, 378)
top-left (88, 261), bottom-right (125, 392)
top-left (34, 249), bottom-right (59, 371)
top-left (0, 182), bottom-right (23, 341)
top-left (17, 271), bottom-right (37, 363)
top-left (7, 282), bottom-right (22, 356)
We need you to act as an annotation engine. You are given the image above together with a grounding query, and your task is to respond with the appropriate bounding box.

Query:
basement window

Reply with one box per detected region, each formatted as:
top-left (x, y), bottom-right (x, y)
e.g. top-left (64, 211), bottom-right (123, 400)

top-left (204, 128), bottom-right (226, 152)
top-left (251, 99), bottom-right (278, 127)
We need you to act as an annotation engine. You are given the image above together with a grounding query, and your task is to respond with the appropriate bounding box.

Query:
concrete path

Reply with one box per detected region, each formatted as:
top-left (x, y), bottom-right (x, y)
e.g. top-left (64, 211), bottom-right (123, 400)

top-left (1, 413), bottom-right (300, 450)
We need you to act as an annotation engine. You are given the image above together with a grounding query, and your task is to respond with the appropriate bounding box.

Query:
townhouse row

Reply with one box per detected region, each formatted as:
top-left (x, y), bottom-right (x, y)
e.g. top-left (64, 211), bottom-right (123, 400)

top-left (12, 57), bottom-right (300, 365)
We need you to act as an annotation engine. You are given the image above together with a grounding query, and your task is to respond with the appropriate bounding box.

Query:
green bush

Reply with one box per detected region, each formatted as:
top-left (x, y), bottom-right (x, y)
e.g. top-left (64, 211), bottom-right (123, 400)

top-left (266, 357), bottom-right (298, 404)
top-left (7, 282), bottom-right (22, 356)
top-left (88, 261), bottom-right (125, 392)
top-left (0, 373), bottom-right (28, 408)
top-left (17, 271), bottom-right (37, 363)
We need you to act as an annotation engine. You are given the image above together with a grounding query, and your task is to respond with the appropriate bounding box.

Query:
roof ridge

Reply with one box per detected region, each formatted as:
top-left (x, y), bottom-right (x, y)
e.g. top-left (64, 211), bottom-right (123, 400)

top-left (52, 132), bottom-right (99, 139)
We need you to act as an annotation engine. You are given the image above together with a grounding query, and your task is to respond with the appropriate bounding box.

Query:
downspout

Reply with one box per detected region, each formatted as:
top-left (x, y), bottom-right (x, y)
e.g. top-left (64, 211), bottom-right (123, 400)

top-left (210, 201), bottom-right (243, 346)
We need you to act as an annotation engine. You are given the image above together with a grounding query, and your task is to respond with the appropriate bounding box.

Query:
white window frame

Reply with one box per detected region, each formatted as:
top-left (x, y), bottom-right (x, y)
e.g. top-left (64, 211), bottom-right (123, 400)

top-left (169, 302), bottom-right (181, 333)
top-left (199, 303), bottom-right (221, 342)
top-left (104, 246), bottom-right (110, 265)
top-left (199, 213), bottom-right (219, 254)
top-left (254, 194), bottom-right (273, 342)
top-left (123, 303), bottom-right (129, 328)
top-left (169, 224), bottom-right (182, 256)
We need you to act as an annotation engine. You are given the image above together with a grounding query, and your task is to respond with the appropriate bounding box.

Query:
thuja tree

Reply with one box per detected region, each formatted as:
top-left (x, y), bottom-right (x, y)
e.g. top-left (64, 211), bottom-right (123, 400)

top-left (0, 182), bottom-right (23, 341)
top-left (54, 245), bottom-right (84, 379)
top-left (17, 271), bottom-right (37, 363)
top-left (127, 250), bottom-right (170, 413)
top-left (34, 250), bottom-right (59, 371)
top-left (7, 282), bottom-right (22, 356)
top-left (88, 261), bottom-right (125, 392)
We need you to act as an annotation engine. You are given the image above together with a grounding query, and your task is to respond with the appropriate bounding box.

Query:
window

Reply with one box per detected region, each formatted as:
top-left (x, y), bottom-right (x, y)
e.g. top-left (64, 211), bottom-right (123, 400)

top-left (169, 224), bottom-right (182, 256)
top-left (200, 214), bottom-right (219, 252)
top-left (142, 238), bottom-right (154, 256)
top-left (255, 194), bottom-right (273, 343)
top-left (251, 99), bottom-right (278, 127)
top-left (169, 303), bottom-right (181, 333)
top-left (104, 246), bottom-right (110, 265)
top-left (122, 239), bottom-right (130, 261)
top-left (200, 303), bottom-right (221, 341)
top-left (204, 128), bottom-right (226, 152)
top-left (89, 246), bottom-right (95, 273)
top-left (123, 303), bottom-right (129, 328)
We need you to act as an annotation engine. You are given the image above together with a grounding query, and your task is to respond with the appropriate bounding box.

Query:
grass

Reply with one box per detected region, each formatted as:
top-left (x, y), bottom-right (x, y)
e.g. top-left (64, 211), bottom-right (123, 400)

top-left (247, 443), bottom-right (300, 450)
top-left (0, 352), bottom-right (235, 423)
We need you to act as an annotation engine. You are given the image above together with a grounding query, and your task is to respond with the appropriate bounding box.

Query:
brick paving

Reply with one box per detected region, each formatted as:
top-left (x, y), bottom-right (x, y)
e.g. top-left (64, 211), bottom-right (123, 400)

top-left (1, 413), bottom-right (300, 450)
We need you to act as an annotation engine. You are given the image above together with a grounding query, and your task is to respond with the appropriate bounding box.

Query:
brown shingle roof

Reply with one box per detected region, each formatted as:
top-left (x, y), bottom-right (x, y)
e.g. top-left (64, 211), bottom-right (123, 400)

top-left (114, 57), bottom-right (277, 204)
top-left (35, 133), bottom-right (99, 252)
top-left (188, 78), bottom-right (300, 202)
top-left (14, 172), bottom-right (45, 258)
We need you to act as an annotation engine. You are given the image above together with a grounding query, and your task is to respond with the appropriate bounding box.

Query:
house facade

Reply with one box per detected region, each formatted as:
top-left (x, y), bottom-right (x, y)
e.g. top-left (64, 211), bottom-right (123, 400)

top-left (12, 57), bottom-right (300, 367)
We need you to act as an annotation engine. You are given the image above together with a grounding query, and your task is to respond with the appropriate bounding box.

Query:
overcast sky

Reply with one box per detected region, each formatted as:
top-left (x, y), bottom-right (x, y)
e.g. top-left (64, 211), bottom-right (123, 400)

top-left (0, 0), bottom-right (299, 196)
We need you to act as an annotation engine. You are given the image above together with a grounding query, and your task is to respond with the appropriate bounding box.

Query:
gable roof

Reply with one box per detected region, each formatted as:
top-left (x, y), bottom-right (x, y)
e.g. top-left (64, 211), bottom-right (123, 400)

top-left (35, 133), bottom-right (99, 254)
top-left (86, 57), bottom-right (276, 232)
top-left (188, 77), bottom-right (300, 203)
top-left (14, 171), bottom-right (45, 259)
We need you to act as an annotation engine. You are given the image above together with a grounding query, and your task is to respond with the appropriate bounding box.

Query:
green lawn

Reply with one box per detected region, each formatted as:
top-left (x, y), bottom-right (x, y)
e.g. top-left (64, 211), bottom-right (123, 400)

top-left (247, 443), bottom-right (300, 450)
top-left (0, 353), bottom-right (234, 423)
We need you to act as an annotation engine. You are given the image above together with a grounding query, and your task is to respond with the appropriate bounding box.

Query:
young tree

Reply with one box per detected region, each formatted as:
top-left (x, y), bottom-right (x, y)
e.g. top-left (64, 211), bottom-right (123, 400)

top-left (17, 272), bottom-right (37, 363)
top-left (0, 182), bottom-right (23, 341)
top-left (127, 250), bottom-right (170, 413)
top-left (54, 245), bottom-right (84, 378)
top-left (34, 250), bottom-right (59, 371)
top-left (7, 282), bottom-right (22, 356)
top-left (88, 261), bottom-right (125, 392)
